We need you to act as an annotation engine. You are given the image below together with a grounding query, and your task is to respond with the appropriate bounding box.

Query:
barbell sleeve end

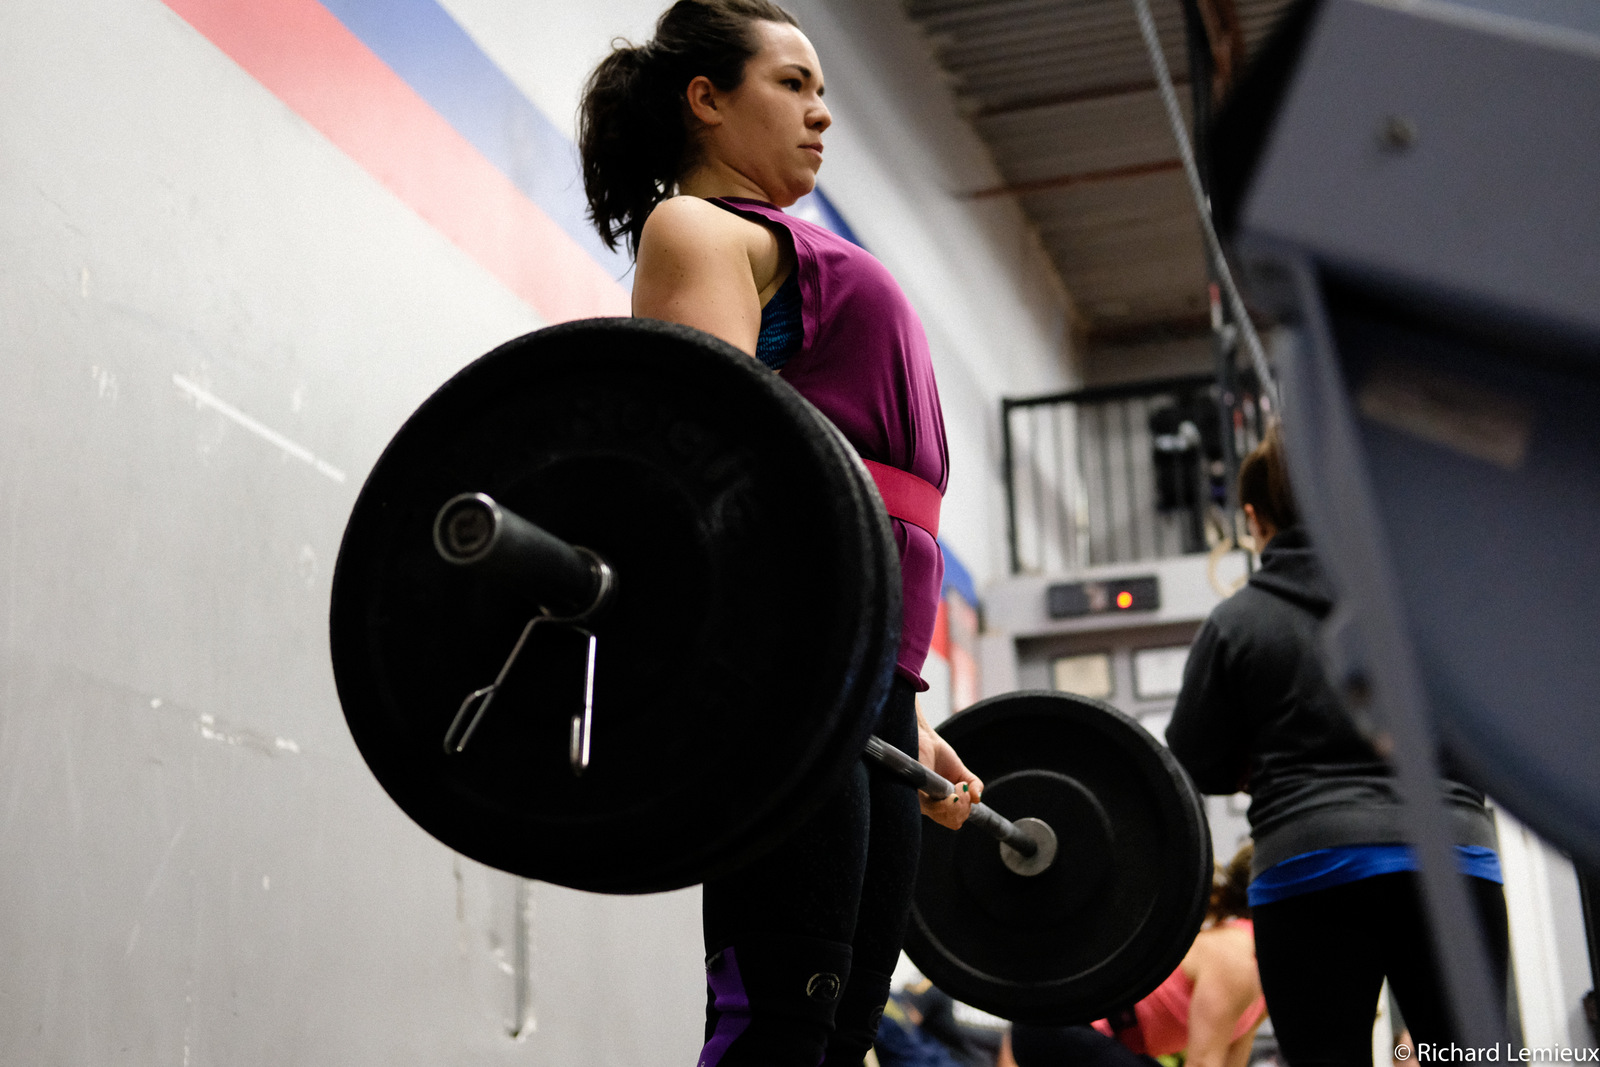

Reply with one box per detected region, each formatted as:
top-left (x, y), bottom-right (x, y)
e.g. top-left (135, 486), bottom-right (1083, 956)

top-left (433, 492), bottom-right (616, 622)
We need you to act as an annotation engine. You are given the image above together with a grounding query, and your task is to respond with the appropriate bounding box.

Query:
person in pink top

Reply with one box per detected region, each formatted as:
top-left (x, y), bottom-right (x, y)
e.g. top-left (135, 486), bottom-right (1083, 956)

top-left (578, 3), bottom-right (983, 1064)
top-left (1002, 844), bottom-right (1267, 1067)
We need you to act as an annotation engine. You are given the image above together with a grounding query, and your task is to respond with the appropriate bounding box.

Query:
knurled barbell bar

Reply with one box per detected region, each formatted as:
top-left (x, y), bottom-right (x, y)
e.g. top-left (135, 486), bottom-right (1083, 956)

top-left (328, 317), bottom-right (1211, 1025)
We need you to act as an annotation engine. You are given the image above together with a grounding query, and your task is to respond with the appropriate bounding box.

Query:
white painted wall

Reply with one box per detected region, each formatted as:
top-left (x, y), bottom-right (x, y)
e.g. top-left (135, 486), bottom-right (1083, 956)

top-left (1, 0), bottom-right (709, 1062)
top-left (0, 0), bottom-right (1076, 1063)
top-left (1496, 809), bottom-right (1595, 1050)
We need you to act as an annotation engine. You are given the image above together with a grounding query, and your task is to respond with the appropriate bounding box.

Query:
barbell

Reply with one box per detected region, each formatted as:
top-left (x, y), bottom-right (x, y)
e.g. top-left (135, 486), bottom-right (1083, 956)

top-left (328, 317), bottom-right (1211, 1024)
top-left (428, 485), bottom-right (1049, 868)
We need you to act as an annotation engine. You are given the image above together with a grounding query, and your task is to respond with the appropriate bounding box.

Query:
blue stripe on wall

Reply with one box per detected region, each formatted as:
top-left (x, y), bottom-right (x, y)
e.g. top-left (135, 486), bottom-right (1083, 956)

top-left (792, 189), bottom-right (864, 248)
top-left (317, 0), bottom-right (867, 282)
top-left (938, 538), bottom-right (979, 608)
top-left (317, 0), bottom-right (632, 281)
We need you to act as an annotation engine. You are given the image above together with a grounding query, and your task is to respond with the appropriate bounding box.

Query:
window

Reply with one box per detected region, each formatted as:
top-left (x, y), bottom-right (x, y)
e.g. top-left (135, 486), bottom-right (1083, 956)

top-left (1133, 645), bottom-right (1189, 701)
top-left (1052, 653), bottom-right (1113, 699)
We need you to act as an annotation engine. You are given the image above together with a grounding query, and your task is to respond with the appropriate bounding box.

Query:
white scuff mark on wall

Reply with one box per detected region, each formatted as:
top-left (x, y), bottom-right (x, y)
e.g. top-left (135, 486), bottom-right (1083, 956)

top-left (262, 875), bottom-right (270, 891)
top-left (184, 978), bottom-right (196, 1067)
top-left (297, 544), bottom-right (318, 587)
top-left (172, 374), bottom-right (346, 483)
top-left (150, 697), bottom-right (162, 709)
top-left (90, 364), bottom-right (118, 402)
top-left (80, 265), bottom-right (90, 299)
top-left (195, 713), bottom-right (302, 757)
top-left (124, 922), bottom-right (140, 958)
top-left (491, 940), bottom-right (516, 978)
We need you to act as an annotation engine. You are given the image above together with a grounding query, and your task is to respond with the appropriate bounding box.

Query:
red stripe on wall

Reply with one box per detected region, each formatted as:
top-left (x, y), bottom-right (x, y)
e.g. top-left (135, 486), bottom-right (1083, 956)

top-left (161, 0), bottom-right (628, 322)
top-left (929, 598), bottom-right (950, 661)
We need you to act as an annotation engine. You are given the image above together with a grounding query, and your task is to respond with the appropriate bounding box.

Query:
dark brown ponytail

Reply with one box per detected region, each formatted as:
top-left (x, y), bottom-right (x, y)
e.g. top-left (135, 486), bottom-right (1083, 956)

top-left (1237, 420), bottom-right (1300, 532)
top-left (578, 0), bottom-right (800, 255)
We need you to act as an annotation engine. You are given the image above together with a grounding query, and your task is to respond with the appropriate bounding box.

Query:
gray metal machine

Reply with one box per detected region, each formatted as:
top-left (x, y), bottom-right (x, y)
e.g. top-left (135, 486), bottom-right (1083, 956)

top-left (1214, 0), bottom-right (1600, 1042)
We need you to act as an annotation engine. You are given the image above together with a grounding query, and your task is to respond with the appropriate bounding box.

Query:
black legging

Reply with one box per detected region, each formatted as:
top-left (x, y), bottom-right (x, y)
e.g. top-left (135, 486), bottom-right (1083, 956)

top-left (1253, 872), bottom-right (1510, 1066)
top-left (699, 677), bottom-right (922, 1067)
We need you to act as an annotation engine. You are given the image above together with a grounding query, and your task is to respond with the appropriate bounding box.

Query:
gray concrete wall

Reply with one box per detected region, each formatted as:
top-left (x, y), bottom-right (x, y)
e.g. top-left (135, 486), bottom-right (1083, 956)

top-left (1, 0), bottom-right (707, 1061)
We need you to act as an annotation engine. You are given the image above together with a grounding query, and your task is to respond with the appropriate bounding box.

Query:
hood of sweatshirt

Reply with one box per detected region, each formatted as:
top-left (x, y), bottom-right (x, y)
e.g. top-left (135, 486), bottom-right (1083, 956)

top-left (1248, 526), bottom-right (1335, 617)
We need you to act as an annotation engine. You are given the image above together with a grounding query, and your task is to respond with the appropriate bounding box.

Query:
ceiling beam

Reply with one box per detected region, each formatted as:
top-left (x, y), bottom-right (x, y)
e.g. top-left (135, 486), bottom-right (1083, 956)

top-left (970, 77), bottom-right (1191, 120)
top-left (1083, 312), bottom-right (1213, 347)
top-left (968, 159), bottom-right (1181, 199)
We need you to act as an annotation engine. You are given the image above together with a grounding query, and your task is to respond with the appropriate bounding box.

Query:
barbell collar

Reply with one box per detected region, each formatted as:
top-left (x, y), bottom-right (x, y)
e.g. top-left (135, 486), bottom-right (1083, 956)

top-left (862, 735), bottom-right (1046, 867)
top-left (998, 816), bottom-right (1058, 877)
top-left (433, 492), bottom-right (616, 622)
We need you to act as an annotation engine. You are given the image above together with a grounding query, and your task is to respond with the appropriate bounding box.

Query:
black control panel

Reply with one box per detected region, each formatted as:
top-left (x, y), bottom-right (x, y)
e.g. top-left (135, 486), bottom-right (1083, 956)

top-left (1046, 576), bottom-right (1160, 618)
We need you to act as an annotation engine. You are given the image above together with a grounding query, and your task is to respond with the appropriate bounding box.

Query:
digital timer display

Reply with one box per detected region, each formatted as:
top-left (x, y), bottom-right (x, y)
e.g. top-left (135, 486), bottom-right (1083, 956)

top-left (1046, 576), bottom-right (1160, 619)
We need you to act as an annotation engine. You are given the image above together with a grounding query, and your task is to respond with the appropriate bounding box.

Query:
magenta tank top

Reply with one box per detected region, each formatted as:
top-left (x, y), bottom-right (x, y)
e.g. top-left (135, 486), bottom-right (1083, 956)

top-left (711, 197), bottom-right (949, 689)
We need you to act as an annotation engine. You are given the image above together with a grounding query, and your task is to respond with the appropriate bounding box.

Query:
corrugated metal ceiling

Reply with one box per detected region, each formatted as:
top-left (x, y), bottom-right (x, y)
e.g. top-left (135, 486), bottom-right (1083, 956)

top-left (902, 0), bottom-right (1295, 343)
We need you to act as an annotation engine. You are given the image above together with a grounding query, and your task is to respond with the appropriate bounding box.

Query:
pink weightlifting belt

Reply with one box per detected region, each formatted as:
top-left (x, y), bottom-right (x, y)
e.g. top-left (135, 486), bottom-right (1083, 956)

top-left (861, 459), bottom-right (941, 540)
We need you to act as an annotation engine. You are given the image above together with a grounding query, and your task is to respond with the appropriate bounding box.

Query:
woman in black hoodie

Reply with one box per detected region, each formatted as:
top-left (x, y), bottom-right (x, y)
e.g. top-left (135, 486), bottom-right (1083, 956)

top-left (1165, 424), bottom-right (1510, 1065)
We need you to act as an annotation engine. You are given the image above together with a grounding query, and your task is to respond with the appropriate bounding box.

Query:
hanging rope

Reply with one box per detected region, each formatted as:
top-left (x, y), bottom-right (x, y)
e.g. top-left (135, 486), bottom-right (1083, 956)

top-left (1130, 0), bottom-right (1281, 412)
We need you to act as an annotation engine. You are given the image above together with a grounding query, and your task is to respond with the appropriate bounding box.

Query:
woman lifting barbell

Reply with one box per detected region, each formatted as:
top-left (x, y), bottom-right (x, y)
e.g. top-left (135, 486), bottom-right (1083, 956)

top-left (579, 2), bottom-right (984, 1064)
